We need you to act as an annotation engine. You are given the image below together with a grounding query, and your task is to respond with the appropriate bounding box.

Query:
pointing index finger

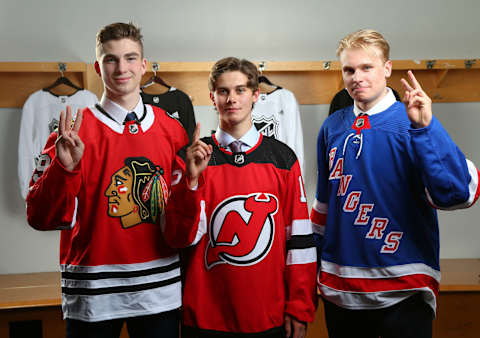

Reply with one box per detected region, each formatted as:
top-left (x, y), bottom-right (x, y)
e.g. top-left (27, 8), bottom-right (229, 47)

top-left (193, 122), bottom-right (201, 142)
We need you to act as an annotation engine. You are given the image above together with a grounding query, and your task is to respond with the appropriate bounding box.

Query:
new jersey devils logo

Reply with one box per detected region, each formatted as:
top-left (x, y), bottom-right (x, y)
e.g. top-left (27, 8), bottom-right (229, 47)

top-left (205, 193), bottom-right (279, 269)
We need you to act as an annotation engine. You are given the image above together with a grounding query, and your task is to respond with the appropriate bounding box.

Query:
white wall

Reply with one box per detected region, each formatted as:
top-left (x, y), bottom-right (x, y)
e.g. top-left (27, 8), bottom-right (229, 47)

top-left (1, 0), bottom-right (479, 273)
top-left (1, 0), bottom-right (480, 62)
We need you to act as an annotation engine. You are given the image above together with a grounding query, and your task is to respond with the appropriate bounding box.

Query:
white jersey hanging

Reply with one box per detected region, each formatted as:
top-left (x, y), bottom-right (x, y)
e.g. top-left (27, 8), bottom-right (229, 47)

top-left (18, 89), bottom-right (98, 199)
top-left (251, 88), bottom-right (305, 173)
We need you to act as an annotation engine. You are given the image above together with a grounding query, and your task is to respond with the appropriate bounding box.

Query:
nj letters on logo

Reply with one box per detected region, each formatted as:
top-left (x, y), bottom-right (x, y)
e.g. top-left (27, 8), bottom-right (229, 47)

top-left (205, 193), bottom-right (279, 269)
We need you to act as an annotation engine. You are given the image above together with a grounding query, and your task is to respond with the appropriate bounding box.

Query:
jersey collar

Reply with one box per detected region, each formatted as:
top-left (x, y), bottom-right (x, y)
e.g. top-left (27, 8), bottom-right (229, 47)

top-left (99, 94), bottom-right (144, 125)
top-left (215, 125), bottom-right (260, 152)
top-left (353, 87), bottom-right (396, 117)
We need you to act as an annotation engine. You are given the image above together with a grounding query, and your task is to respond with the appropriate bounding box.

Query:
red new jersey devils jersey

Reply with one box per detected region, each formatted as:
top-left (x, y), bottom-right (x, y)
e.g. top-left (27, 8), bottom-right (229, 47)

top-left (165, 134), bottom-right (317, 335)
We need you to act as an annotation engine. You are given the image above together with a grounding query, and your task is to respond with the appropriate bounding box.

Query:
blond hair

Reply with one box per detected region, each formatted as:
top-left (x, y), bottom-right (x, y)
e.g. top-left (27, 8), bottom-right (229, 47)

top-left (337, 29), bottom-right (390, 62)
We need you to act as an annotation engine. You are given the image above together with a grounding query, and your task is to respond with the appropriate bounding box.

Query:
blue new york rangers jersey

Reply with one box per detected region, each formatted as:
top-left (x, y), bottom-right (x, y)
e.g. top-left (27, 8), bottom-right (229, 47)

top-left (311, 101), bottom-right (479, 312)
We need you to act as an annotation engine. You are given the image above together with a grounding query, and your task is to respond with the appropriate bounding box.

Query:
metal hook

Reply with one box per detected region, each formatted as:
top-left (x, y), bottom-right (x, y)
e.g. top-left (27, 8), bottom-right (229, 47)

top-left (152, 62), bottom-right (159, 76)
top-left (259, 61), bottom-right (266, 75)
top-left (426, 60), bottom-right (436, 69)
top-left (465, 59), bottom-right (476, 69)
top-left (58, 62), bottom-right (66, 77)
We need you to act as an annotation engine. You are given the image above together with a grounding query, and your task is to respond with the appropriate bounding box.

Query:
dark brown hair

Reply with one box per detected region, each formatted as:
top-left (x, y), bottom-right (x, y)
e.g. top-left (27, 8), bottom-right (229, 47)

top-left (96, 22), bottom-right (144, 59)
top-left (208, 57), bottom-right (259, 92)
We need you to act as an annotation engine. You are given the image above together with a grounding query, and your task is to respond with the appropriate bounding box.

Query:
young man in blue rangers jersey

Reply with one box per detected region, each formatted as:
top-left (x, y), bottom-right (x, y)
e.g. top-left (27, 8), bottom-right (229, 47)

top-left (310, 29), bottom-right (479, 338)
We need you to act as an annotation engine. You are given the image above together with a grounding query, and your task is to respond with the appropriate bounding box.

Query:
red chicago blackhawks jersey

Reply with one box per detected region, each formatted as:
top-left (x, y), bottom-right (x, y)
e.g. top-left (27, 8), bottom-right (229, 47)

top-left (165, 134), bottom-right (317, 336)
top-left (26, 104), bottom-right (188, 322)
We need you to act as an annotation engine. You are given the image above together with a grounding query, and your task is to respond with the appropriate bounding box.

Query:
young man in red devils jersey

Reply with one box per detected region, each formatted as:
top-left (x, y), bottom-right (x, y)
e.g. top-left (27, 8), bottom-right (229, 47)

top-left (164, 57), bottom-right (317, 338)
top-left (26, 23), bottom-right (188, 338)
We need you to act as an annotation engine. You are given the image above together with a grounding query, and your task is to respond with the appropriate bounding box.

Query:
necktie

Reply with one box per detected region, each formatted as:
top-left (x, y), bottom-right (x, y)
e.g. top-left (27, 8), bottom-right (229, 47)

top-left (124, 112), bottom-right (137, 124)
top-left (230, 140), bottom-right (243, 153)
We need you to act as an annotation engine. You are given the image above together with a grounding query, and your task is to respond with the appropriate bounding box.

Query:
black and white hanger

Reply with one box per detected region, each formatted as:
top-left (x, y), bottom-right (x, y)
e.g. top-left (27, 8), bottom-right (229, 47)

top-left (258, 61), bottom-right (282, 94)
top-left (141, 62), bottom-right (171, 92)
top-left (43, 62), bottom-right (83, 96)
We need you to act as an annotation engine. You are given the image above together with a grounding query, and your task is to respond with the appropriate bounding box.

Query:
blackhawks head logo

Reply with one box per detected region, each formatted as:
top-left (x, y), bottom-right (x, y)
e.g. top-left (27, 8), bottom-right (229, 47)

top-left (104, 157), bottom-right (169, 228)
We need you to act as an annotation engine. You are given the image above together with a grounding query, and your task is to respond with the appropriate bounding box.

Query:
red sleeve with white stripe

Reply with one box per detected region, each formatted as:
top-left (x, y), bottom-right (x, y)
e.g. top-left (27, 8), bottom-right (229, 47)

top-left (284, 161), bottom-right (317, 323)
top-left (310, 199), bottom-right (327, 237)
top-left (163, 157), bottom-right (207, 248)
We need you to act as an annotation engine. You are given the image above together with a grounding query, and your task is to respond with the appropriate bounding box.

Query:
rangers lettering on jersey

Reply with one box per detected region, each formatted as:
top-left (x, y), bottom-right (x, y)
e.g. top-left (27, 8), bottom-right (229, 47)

top-left (330, 150), bottom-right (400, 253)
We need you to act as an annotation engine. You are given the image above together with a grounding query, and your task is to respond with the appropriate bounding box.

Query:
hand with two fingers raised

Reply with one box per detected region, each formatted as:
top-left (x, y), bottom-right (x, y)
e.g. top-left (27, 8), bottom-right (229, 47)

top-left (401, 70), bottom-right (433, 128)
top-left (55, 106), bottom-right (84, 172)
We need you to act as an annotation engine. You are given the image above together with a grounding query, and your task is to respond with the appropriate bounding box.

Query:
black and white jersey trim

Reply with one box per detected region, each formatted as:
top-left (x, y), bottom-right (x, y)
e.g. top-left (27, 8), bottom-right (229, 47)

top-left (61, 256), bottom-right (181, 297)
top-left (62, 275), bottom-right (181, 295)
top-left (61, 261), bottom-right (180, 280)
top-left (286, 234), bottom-right (316, 251)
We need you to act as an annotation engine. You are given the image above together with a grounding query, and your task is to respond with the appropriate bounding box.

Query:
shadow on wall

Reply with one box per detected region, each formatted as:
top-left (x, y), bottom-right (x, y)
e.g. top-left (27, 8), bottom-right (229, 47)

top-left (1, 108), bottom-right (26, 215)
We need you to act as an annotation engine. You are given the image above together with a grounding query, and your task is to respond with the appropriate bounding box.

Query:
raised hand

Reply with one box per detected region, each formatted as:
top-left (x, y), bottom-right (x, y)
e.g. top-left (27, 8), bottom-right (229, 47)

top-left (55, 106), bottom-right (84, 171)
top-left (185, 123), bottom-right (212, 188)
top-left (400, 70), bottom-right (433, 128)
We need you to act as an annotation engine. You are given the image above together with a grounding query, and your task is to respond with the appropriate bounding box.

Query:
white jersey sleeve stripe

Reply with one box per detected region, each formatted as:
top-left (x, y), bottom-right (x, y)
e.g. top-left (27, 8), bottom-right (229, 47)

top-left (285, 219), bottom-right (313, 240)
top-left (193, 200), bottom-right (208, 245)
top-left (320, 260), bottom-right (441, 282)
top-left (286, 247), bottom-right (316, 265)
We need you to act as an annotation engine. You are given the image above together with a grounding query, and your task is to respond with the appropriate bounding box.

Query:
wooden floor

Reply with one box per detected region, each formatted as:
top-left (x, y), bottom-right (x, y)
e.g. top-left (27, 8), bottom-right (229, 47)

top-left (1, 259), bottom-right (479, 338)
top-left (306, 292), bottom-right (480, 338)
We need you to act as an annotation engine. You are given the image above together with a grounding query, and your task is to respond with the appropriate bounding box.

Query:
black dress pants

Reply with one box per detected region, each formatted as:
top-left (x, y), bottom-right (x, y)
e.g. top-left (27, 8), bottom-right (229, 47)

top-left (323, 293), bottom-right (433, 338)
top-left (66, 309), bottom-right (179, 338)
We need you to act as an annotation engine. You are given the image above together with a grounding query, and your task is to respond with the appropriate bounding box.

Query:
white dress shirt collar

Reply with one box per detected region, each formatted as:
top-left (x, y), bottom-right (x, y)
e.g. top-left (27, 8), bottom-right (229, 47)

top-left (215, 125), bottom-right (260, 152)
top-left (353, 87), bottom-right (396, 117)
top-left (100, 94), bottom-right (144, 125)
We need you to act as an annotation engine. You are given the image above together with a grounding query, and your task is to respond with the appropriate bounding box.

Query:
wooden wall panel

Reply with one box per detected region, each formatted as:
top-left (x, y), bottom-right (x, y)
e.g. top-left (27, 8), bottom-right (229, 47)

top-left (1, 60), bottom-right (479, 108)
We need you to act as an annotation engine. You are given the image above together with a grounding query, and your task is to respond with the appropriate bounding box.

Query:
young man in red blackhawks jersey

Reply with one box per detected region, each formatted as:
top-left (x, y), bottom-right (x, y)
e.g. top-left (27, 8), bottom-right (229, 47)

top-left (26, 22), bottom-right (188, 338)
top-left (311, 29), bottom-right (480, 338)
top-left (163, 57), bottom-right (317, 338)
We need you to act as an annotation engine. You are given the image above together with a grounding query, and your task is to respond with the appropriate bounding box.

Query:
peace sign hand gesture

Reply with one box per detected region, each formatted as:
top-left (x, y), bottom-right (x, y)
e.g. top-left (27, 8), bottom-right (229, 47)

top-left (401, 70), bottom-right (433, 128)
top-left (186, 123), bottom-right (212, 189)
top-left (55, 106), bottom-right (84, 172)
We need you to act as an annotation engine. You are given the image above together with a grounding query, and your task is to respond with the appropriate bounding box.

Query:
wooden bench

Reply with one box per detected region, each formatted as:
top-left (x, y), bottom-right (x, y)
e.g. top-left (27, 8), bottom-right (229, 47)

top-left (0, 272), bottom-right (64, 338)
top-left (1, 259), bottom-right (479, 338)
top-left (307, 259), bottom-right (480, 338)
